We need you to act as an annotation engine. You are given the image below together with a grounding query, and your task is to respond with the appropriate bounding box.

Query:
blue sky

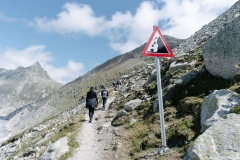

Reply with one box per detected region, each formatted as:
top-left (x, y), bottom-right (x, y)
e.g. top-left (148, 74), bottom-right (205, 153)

top-left (0, 0), bottom-right (237, 84)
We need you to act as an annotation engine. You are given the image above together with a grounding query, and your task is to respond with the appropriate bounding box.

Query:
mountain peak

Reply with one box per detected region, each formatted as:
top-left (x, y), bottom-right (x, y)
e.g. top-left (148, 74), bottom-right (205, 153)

top-left (27, 62), bottom-right (52, 80)
top-left (32, 61), bottom-right (42, 68)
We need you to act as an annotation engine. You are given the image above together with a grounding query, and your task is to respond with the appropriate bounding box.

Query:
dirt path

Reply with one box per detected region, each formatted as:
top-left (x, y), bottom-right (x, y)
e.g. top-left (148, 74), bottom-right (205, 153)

top-left (69, 96), bottom-right (116, 160)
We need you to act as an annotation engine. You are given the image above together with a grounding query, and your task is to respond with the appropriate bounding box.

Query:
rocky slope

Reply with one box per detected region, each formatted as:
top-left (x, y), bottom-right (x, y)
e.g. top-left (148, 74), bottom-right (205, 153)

top-left (173, 0), bottom-right (240, 56)
top-left (0, 1), bottom-right (239, 159)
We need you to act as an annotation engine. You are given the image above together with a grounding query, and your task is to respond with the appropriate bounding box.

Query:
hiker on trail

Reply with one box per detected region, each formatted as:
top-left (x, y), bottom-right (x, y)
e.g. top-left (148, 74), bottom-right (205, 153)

top-left (112, 81), bottom-right (116, 87)
top-left (86, 86), bottom-right (98, 123)
top-left (101, 87), bottom-right (108, 110)
top-left (117, 80), bottom-right (122, 88)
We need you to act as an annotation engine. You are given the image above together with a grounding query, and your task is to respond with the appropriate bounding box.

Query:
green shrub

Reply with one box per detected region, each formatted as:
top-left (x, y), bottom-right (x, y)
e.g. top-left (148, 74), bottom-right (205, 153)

top-left (147, 82), bottom-right (157, 95)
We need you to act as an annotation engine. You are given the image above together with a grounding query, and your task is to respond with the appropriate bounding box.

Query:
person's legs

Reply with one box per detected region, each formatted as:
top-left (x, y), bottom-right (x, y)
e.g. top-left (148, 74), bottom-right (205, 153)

top-left (102, 97), bottom-right (107, 110)
top-left (89, 107), bottom-right (95, 122)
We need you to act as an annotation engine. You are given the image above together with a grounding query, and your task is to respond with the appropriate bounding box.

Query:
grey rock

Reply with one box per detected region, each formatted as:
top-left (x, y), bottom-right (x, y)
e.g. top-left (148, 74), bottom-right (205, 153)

top-left (121, 75), bottom-right (129, 79)
top-left (117, 110), bottom-right (127, 117)
top-left (175, 69), bottom-right (199, 85)
top-left (151, 69), bottom-right (156, 75)
top-left (130, 119), bottom-right (137, 125)
top-left (124, 99), bottom-right (142, 111)
top-left (200, 89), bottom-right (240, 132)
top-left (31, 127), bottom-right (40, 132)
top-left (40, 136), bottom-right (69, 160)
top-left (185, 114), bottom-right (240, 160)
top-left (202, 16), bottom-right (240, 79)
top-left (169, 60), bottom-right (196, 73)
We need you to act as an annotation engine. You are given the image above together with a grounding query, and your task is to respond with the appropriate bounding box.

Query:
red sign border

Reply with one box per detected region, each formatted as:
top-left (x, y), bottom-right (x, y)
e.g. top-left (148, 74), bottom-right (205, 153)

top-left (142, 26), bottom-right (174, 57)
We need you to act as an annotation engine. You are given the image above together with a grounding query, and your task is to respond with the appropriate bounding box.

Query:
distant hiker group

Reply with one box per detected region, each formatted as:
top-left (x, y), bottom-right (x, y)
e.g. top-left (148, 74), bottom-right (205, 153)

top-left (112, 80), bottom-right (122, 90)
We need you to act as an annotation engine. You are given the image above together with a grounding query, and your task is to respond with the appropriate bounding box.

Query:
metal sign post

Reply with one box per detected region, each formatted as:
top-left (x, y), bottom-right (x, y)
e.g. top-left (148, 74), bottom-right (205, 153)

top-left (142, 25), bottom-right (173, 154)
top-left (155, 57), bottom-right (167, 153)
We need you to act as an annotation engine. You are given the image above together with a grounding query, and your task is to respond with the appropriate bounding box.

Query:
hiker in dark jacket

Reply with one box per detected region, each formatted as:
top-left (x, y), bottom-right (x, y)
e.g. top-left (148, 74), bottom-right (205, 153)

top-left (112, 81), bottom-right (116, 87)
top-left (101, 87), bottom-right (108, 110)
top-left (86, 86), bottom-right (98, 123)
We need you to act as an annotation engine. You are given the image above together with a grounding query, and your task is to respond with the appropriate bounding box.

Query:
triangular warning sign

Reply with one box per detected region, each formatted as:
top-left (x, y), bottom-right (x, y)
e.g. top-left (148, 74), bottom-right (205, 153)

top-left (142, 26), bottom-right (174, 58)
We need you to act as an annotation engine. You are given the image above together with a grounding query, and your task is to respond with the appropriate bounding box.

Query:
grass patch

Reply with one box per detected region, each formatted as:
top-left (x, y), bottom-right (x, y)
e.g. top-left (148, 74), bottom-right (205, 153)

top-left (230, 105), bottom-right (240, 114)
top-left (111, 115), bottom-right (130, 126)
top-left (147, 81), bottom-right (157, 95)
top-left (59, 134), bottom-right (79, 160)
top-left (47, 116), bottom-right (83, 160)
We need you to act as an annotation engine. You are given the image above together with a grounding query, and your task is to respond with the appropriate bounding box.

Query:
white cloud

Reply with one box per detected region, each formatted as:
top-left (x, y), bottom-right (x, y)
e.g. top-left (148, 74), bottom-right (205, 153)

top-left (34, 2), bottom-right (105, 36)
top-left (0, 45), bottom-right (85, 84)
top-left (44, 60), bottom-right (84, 84)
top-left (106, 1), bottom-right (162, 54)
top-left (0, 12), bottom-right (17, 22)
top-left (157, 0), bottom-right (238, 38)
top-left (33, 0), bottom-right (237, 54)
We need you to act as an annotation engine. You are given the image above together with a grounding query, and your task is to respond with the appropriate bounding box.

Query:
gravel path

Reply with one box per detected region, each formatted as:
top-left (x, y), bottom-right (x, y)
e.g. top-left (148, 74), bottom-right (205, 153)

top-left (69, 97), bottom-right (116, 160)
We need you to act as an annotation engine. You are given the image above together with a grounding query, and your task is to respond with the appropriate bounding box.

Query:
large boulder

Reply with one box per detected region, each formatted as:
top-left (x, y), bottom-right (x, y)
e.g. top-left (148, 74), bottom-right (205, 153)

top-left (40, 137), bottom-right (69, 160)
top-left (184, 114), bottom-right (240, 160)
top-left (202, 16), bottom-right (240, 79)
top-left (124, 99), bottom-right (142, 111)
top-left (200, 89), bottom-right (240, 132)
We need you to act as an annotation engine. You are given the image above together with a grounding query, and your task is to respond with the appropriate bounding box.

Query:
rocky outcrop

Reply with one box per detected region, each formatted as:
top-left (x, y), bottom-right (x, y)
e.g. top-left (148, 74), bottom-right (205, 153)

top-left (40, 137), bottom-right (69, 160)
top-left (185, 114), bottom-right (240, 160)
top-left (202, 16), bottom-right (240, 79)
top-left (173, 0), bottom-right (240, 55)
top-left (200, 89), bottom-right (240, 132)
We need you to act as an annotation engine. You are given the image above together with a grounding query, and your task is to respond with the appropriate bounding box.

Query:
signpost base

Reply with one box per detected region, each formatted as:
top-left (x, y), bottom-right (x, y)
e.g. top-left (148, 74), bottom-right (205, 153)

top-left (158, 146), bottom-right (169, 154)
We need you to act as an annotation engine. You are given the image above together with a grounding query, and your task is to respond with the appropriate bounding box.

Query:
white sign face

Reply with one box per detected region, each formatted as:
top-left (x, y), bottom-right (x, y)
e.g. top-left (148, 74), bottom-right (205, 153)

top-left (146, 31), bottom-right (161, 53)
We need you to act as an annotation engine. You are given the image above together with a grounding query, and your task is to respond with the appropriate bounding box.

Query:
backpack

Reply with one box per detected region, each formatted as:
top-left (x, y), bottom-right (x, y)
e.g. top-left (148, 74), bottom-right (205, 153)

top-left (86, 98), bottom-right (97, 108)
top-left (102, 90), bottom-right (107, 98)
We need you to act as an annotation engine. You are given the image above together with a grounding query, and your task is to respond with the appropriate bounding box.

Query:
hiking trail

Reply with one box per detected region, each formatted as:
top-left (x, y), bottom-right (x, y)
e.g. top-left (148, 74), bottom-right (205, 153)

top-left (69, 96), bottom-right (117, 160)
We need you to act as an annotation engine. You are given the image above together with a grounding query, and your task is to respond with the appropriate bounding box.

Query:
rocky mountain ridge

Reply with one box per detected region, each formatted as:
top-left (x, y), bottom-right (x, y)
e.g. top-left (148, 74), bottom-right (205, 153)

top-left (0, 62), bottom-right (63, 117)
top-left (173, 0), bottom-right (240, 56)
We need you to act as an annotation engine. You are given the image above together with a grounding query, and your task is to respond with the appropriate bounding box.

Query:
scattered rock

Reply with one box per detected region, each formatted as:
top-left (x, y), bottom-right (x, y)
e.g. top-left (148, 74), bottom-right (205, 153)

top-left (185, 114), bottom-right (240, 160)
top-left (169, 60), bottom-right (196, 73)
top-left (200, 89), bottom-right (240, 132)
